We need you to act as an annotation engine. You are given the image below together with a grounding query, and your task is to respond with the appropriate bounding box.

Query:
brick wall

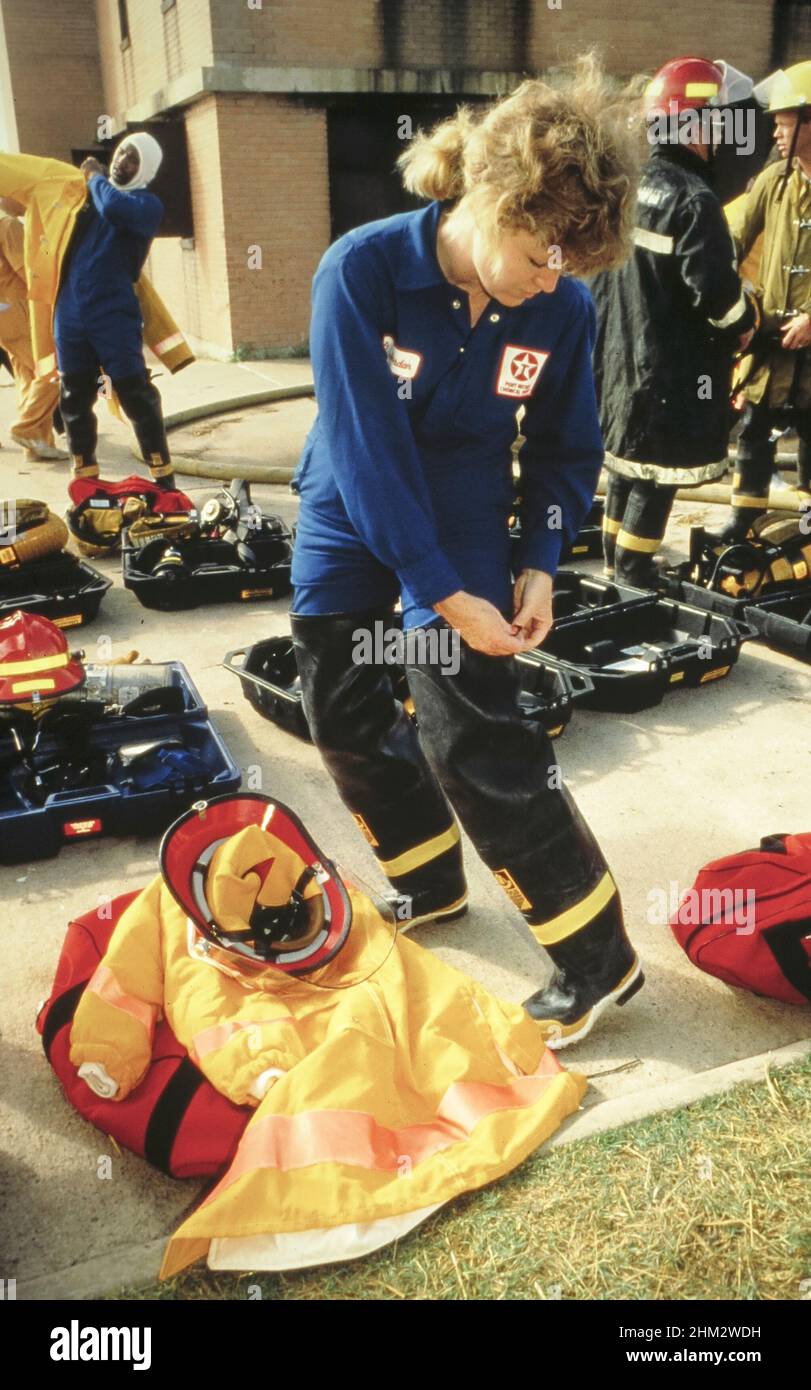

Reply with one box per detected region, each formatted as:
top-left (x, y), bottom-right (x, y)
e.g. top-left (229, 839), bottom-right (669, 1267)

top-left (145, 93), bottom-right (330, 354)
top-left (217, 94), bottom-right (330, 352)
top-left (0, 0), bottom-right (104, 159)
top-left (209, 0), bottom-right (382, 67)
top-left (144, 95), bottom-right (230, 351)
top-left (204, 0), bottom-right (774, 81)
top-left (95, 0), bottom-right (213, 118)
top-left (526, 0), bottom-right (776, 83)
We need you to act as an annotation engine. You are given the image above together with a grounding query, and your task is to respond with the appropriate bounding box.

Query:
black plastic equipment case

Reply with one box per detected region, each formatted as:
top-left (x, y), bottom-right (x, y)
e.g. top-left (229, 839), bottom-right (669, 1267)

top-left (561, 498), bottom-right (605, 563)
top-left (0, 551), bottom-right (111, 629)
top-left (659, 569), bottom-right (756, 620)
top-left (742, 587), bottom-right (811, 661)
top-left (224, 638), bottom-right (310, 739)
top-left (121, 528), bottom-right (292, 612)
top-left (552, 572), bottom-right (652, 627)
top-left (511, 498), bottom-right (606, 568)
top-left (0, 661), bottom-right (240, 864)
top-left (514, 657), bottom-right (595, 736)
top-left (659, 523), bottom-right (803, 620)
top-left (523, 597), bottom-right (756, 712)
top-left (224, 636), bottom-right (595, 742)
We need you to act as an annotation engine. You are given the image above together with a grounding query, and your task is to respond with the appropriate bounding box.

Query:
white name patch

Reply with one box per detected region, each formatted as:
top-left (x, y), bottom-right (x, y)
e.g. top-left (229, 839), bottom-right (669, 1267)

top-left (382, 335), bottom-right (422, 380)
top-left (495, 344), bottom-right (549, 398)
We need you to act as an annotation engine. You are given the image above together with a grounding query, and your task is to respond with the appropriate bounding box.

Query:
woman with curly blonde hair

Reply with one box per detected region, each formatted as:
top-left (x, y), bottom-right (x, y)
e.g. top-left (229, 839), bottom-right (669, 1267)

top-left (290, 57), bottom-right (644, 1046)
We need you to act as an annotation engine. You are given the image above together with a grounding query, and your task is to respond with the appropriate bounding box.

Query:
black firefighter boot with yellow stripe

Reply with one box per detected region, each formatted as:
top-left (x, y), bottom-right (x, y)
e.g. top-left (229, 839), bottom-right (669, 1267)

top-left (402, 634), bottom-right (644, 1046)
top-left (602, 474), bottom-right (632, 578)
top-left (612, 480), bottom-right (677, 588)
top-left (290, 607), bottom-right (469, 930)
top-left (112, 371), bottom-right (176, 491)
top-left (59, 371), bottom-right (101, 482)
top-left (718, 406), bottom-right (773, 542)
top-left (523, 877), bottom-right (644, 1049)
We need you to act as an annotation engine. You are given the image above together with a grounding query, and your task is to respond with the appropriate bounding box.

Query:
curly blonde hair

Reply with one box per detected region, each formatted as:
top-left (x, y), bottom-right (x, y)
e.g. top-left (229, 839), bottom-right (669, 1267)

top-left (398, 54), bottom-right (643, 274)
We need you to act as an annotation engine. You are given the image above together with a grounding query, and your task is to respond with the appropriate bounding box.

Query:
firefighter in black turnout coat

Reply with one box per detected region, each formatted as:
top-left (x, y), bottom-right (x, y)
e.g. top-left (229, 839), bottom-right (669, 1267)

top-left (589, 58), bottom-right (756, 584)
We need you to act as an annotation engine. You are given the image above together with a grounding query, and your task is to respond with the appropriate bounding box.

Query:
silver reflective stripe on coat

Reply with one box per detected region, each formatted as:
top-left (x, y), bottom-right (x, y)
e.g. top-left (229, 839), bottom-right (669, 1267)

top-left (709, 290), bottom-right (748, 330)
top-left (633, 227), bottom-right (675, 255)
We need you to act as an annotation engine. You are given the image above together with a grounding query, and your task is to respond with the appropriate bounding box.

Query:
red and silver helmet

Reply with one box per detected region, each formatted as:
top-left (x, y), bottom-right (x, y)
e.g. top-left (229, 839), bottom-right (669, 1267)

top-left (160, 793), bottom-right (352, 976)
top-left (645, 57), bottom-right (753, 117)
top-left (0, 609), bottom-right (85, 706)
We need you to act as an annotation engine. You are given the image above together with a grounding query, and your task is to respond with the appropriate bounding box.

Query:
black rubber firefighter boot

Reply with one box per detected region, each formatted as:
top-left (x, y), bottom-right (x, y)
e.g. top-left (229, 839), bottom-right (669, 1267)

top-left (112, 372), bottom-right (176, 491)
top-left (291, 608), bottom-right (468, 929)
top-left (523, 886), bottom-right (644, 1048)
top-left (721, 405), bottom-right (773, 542)
top-left (601, 474), bottom-right (631, 578)
top-left (613, 480), bottom-right (677, 588)
top-left (404, 634), bottom-right (644, 1046)
top-left (59, 372), bottom-right (100, 480)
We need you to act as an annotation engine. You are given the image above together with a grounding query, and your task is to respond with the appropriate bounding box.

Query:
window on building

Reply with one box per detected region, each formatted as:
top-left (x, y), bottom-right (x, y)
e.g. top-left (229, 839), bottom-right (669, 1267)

top-left (118, 0), bottom-right (130, 45)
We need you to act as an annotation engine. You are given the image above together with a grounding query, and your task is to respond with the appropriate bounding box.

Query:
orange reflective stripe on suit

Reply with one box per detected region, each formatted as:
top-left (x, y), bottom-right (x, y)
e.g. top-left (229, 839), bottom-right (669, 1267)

top-left (86, 964), bottom-right (157, 1035)
top-left (201, 1048), bottom-right (563, 1206)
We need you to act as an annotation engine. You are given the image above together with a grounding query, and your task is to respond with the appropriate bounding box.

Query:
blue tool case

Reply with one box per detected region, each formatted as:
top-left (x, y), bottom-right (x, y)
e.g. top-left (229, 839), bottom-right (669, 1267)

top-left (0, 662), bottom-right (240, 863)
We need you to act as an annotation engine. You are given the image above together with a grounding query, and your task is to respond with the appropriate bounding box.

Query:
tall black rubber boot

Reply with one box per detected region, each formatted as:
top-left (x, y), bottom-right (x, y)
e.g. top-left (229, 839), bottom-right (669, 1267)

top-left (723, 402), bottom-right (773, 541)
top-left (112, 371), bottom-right (176, 491)
top-left (602, 474), bottom-right (631, 577)
top-left (523, 895), bottom-right (644, 1048)
top-left (613, 481), bottom-right (677, 587)
top-left (59, 371), bottom-right (100, 480)
top-left (403, 631), bottom-right (643, 1044)
top-left (291, 608), bottom-right (468, 928)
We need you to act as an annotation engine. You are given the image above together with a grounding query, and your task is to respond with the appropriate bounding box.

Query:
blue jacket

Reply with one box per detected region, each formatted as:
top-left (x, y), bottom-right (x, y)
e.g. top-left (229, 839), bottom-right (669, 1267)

top-left (57, 174), bottom-right (163, 318)
top-left (291, 201), bottom-right (603, 628)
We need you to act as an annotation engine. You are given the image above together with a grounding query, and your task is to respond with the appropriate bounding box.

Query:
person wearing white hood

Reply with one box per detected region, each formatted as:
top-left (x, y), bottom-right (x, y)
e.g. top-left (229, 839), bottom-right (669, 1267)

top-left (55, 131), bottom-right (177, 489)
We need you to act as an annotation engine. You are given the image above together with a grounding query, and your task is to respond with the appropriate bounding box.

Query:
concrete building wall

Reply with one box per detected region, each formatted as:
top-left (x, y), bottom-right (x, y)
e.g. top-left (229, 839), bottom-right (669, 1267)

top-left (0, 0), bottom-right (103, 159)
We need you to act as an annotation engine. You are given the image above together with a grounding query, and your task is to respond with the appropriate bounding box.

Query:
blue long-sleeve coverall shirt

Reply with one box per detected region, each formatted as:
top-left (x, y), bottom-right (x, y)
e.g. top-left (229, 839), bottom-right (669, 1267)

top-left (54, 173), bottom-right (163, 379)
top-left (291, 200), bottom-right (604, 630)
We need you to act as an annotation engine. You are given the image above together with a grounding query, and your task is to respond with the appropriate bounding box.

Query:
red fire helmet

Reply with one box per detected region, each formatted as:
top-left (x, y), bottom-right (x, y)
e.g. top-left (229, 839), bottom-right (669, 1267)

top-left (0, 609), bottom-right (85, 705)
top-left (160, 793), bottom-right (353, 976)
top-left (645, 57), bottom-right (742, 116)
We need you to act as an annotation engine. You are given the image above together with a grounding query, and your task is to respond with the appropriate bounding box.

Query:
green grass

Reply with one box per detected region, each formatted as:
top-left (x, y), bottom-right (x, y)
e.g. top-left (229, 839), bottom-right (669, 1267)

top-left (127, 1056), bottom-right (811, 1301)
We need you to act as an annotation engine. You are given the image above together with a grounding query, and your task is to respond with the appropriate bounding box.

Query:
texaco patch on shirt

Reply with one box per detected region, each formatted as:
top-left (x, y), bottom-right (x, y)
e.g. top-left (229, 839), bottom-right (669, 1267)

top-left (495, 344), bottom-right (549, 398)
top-left (382, 335), bottom-right (423, 380)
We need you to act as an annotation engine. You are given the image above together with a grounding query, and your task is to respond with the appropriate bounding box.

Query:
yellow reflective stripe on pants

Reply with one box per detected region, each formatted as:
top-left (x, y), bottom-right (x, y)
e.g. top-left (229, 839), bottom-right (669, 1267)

top-left (378, 822), bottom-right (461, 878)
top-left (528, 870), bottom-right (617, 946)
top-left (616, 528), bottom-right (661, 554)
top-left (602, 516), bottom-right (622, 536)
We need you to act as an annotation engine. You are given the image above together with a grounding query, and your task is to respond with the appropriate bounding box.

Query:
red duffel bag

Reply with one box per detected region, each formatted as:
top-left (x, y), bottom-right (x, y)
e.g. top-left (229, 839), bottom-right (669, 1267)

top-left (37, 891), bottom-right (252, 1178)
top-left (670, 833), bottom-right (811, 1005)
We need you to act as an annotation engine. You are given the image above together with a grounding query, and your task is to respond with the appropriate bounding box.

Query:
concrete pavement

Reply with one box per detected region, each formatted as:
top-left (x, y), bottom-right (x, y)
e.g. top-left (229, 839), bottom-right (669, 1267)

top-left (0, 360), bottom-right (809, 1298)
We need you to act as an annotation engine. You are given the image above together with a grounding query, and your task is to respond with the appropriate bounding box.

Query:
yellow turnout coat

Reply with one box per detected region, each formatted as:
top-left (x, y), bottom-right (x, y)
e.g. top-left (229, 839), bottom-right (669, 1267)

top-left (0, 151), bottom-right (193, 380)
top-left (68, 832), bottom-right (586, 1277)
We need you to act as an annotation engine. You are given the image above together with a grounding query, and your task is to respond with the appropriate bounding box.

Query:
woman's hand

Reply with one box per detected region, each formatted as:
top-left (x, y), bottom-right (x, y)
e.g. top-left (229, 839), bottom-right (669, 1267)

top-left (511, 568), bottom-right (554, 648)
top-left (434, 590), bottom-right (527, 656)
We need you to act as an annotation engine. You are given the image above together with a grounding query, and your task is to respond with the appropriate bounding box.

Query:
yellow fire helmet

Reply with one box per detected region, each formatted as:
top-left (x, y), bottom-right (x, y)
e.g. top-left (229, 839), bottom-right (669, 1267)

top-left (754, 62), bottom-right (811, 114)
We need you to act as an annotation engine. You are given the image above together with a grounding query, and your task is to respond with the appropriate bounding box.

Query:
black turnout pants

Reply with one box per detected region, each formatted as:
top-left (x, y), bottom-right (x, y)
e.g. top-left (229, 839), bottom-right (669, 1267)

top-left (602, 475), bottom-right (678, 583)
top-left (291, 606), bottom-right (617, 952)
